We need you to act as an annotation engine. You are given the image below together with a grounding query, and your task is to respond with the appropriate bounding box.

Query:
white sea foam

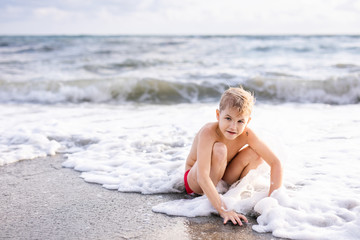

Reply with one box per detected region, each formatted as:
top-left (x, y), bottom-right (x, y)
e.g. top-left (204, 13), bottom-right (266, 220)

top-left (1, 74), bottom-right (359, 104)
top-left (2, 35), bottom-right (360, 239)
top-left (1, 102), bottom-right (359, 239)
top-left (152, 164), bottom-right (270, 217)
top-left (2, 35), bottom-right (360, 105)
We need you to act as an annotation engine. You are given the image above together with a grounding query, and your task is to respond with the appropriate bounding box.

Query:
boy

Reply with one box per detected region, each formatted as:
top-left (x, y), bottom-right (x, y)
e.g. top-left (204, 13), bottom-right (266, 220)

top-left (184, 86), bottom-right (283, 226)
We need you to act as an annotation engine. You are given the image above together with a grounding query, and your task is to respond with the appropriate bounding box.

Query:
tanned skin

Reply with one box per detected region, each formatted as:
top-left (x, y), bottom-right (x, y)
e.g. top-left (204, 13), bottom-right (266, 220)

top-left (185, 106), bottom-right (283, 225)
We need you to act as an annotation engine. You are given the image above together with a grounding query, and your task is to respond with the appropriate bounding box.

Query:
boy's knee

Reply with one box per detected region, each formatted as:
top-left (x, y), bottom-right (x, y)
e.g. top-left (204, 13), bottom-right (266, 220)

top-left (243, 146), bottom-right (257, 157)
top-left (245, 147), bottom-right (263, 164)
top-left (212, 142), bottom-right (227, 163)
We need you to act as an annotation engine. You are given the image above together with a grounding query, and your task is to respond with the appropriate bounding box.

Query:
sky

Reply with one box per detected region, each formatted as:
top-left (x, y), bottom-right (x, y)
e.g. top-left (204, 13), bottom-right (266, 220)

top-left (0, 0), bottom-right (360, 35)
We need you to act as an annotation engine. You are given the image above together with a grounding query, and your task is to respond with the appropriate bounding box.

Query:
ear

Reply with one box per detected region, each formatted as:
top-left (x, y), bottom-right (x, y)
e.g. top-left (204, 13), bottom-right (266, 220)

top-left (246, 116), bottom-right (252, 126)
top-left (216, 109), bottom-right (220, 121)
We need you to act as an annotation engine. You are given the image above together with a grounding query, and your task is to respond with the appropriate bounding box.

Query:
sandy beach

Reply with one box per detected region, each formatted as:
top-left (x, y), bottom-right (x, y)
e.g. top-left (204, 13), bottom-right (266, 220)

top-left (0, 155), bottom-right (278, 240)
top-left (1, 35), bottom-right (359, 239)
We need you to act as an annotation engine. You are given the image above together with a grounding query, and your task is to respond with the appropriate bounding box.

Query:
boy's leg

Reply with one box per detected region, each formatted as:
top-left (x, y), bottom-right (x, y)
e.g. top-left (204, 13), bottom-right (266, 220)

top-left (187, 142), bottom-right (228, 194)
top-left (222, 146), bottom-right (263, 185)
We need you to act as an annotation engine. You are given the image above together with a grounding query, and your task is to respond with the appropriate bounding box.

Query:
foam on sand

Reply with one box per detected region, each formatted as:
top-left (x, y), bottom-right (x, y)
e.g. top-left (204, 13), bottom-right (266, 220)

top-left (1, 103), bottom-right (360, 240)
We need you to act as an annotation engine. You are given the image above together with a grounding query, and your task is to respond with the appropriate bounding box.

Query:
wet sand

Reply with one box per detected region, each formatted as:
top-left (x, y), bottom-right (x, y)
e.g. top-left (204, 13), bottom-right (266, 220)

top-left (0, 155), bottom-right (278, 240)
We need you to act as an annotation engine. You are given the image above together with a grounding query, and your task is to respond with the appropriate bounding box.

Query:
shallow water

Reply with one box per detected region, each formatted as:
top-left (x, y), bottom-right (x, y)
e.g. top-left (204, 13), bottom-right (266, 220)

top-left (1, 35), bottom-right (360, 239)
top-left (1, 102), bottom-right (359, 239)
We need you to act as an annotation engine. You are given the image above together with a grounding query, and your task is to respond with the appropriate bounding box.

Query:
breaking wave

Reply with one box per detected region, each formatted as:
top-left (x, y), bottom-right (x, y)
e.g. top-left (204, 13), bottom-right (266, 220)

top-left (0, 75), bottom-right (359, 105)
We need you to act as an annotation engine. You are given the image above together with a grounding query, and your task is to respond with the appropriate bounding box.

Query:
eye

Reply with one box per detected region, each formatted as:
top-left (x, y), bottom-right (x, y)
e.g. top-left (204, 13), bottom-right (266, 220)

top-left (225, 117), bottom-right (231, 121)
top-left (238, 120), bottom-right (245, 124)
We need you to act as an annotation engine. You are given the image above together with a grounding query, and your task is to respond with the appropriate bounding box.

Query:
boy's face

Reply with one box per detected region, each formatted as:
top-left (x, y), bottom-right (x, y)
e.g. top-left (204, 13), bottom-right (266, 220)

top-left (216, 106), bottom-right (251, 140)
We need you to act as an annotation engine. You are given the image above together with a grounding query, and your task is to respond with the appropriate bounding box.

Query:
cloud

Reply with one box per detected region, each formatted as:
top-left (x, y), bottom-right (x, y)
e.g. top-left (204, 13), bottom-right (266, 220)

top-left (33, 7), bottom-right (71, 21)
top-left (0, 0), bottom-right (359, 34)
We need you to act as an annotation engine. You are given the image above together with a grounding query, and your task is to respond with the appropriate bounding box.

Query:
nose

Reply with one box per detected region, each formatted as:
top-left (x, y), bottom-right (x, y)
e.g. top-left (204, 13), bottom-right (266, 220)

top-left (229, 120), bottom-right (236, 129)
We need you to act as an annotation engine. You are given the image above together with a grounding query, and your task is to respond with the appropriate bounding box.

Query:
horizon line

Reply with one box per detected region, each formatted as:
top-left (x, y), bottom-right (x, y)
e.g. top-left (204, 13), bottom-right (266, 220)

top-left (1, 33), bottom-right (360, 37)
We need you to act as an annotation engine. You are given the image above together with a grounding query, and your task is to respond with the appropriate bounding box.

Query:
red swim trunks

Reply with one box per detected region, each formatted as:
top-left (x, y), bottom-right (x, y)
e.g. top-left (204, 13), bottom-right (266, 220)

top-left (184, 169), bottom-right (194, 194)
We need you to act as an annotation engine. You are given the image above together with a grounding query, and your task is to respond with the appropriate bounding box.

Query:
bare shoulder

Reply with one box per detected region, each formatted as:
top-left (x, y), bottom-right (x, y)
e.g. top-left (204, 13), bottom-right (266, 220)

top-left (245, 127), bottom-right (269, 153)
top-left (198, 122), bottom-right (218, 140)
top-left (199, 122), bottom-right (218, 135)
top-left (245, 126), bottom-right (255, 137)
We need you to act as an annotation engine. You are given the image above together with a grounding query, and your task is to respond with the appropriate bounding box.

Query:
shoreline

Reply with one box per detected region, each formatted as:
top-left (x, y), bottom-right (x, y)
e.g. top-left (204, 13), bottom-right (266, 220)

top-left (0, 155), bottom-right (278, 240)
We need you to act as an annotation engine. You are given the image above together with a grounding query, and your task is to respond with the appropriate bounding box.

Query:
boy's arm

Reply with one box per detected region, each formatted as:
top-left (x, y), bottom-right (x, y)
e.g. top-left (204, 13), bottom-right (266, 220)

top-left (196, 130), bottom-right (223, 212)
top-left (247, 128), bottom-right (283, 196)
top-left (196, 128), bottom-right (247, 225)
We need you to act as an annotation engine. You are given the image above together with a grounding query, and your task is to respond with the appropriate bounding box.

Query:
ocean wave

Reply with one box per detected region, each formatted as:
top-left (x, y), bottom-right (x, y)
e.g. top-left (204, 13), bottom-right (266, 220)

top-left (0, 78), bottom-right (226, 104)
top-left (0, 45), bottom-right (59, 55)
top-left (333, 63), bottom-right (360, 70)
top-left (83, 59), bottom-right (168, 73)
top-left (246, 74), bottom-right (360, 104)
top-left (252, 46), bottom-right (313, 53)
top-left (0, 42), bottom-right (10, 47)
top-left (16, 46), bottom-right (56, 53)
top-left (0, 75), bottom-right (359, 105)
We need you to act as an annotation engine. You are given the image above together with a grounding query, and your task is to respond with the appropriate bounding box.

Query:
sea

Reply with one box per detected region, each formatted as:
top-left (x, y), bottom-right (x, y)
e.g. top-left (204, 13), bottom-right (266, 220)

top-left (0, 35), bottom-right (359, 239)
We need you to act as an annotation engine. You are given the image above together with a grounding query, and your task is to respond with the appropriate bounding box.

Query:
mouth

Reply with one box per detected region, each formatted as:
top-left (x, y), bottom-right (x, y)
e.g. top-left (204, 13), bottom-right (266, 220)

top-left (226, 130), bottom-right (237, 135)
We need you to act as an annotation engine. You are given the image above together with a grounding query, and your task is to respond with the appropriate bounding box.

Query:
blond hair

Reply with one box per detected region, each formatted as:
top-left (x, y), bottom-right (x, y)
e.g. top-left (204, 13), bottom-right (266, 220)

top-left (219, 86), bottom-right (255, 116)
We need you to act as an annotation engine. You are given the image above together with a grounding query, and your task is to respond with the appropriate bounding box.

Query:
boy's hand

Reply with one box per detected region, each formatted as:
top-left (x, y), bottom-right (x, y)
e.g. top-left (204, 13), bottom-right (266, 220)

top-left (220, 210), bottom-right (248, 226)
